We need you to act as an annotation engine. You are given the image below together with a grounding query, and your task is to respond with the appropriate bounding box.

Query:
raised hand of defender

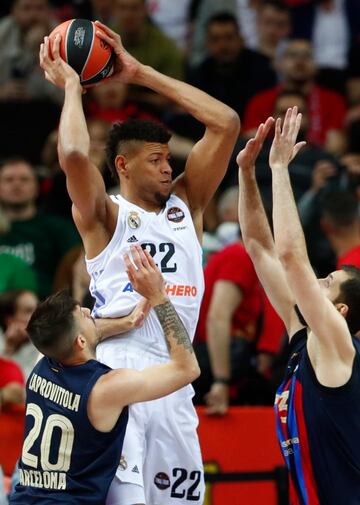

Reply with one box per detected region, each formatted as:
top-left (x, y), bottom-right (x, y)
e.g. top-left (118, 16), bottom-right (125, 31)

top-left (39, 34), bottom-right (80, 89)
top-left (123, 245), bottom-right (167, 306)
top-left (236, 117), bottom-right (274, 171)
top-left (269, 106), bottom-right (306, 170)
top-left (94, 20), bottom-right (141, 84)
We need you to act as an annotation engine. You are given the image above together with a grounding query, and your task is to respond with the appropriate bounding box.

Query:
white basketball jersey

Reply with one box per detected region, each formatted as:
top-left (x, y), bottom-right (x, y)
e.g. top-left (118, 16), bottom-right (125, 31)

top-left (86, 194), bottom-right (204, 360)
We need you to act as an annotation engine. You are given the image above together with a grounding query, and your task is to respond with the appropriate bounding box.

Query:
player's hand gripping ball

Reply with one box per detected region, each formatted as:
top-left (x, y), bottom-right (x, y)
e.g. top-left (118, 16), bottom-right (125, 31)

top-left (49, 19), bottom-right (114, 86)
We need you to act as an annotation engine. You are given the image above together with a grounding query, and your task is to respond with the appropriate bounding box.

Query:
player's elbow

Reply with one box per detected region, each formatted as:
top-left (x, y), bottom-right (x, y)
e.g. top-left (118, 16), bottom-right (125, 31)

top-left (220, 109), bottom-right (240, 135)
top-left (58, 145), bottom-right (90, 172)
top-left (224, 107), bottom-right (240, 136)
top-left (178, 360), bottom-right (201, 384)
top-left (187, 361), bottom-right (201, 382)
top-left (278, 248), bottom-right (304, 269)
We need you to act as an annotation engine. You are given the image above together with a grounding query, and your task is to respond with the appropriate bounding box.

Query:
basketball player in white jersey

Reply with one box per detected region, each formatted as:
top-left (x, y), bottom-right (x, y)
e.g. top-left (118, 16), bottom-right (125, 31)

top-left (39, 25), bottom-right (240, 505)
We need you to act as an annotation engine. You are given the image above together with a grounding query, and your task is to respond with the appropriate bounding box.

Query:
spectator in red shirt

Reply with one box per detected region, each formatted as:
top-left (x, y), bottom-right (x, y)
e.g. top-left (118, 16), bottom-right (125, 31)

top-left (0, 356), bottom-right (24, 412)
top-left (194, 241), bottom-right (284, 414)
top-left (243, 39), bottom-right (346, 156)
top-left (320, 191), bottom-right (360, 270)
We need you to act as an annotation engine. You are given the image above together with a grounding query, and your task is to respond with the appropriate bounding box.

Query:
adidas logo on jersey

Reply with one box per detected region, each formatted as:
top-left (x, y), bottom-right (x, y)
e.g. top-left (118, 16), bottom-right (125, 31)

top-left (127, 235), bottom-right (138, 243)
top-left (131, 465), bottom-right (140, 474)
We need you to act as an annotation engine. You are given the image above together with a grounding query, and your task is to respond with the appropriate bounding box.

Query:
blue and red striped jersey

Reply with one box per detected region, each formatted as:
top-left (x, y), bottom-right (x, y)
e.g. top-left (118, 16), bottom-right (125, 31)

top-left (275, 328), bottom-right (360, 505)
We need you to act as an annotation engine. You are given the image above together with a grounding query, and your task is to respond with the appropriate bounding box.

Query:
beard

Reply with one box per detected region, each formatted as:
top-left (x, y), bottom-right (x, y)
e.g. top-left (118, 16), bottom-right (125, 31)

top-left (154, 190), bottom-right (171, 207)
top-left (1, 201), bottom-right (31, 212)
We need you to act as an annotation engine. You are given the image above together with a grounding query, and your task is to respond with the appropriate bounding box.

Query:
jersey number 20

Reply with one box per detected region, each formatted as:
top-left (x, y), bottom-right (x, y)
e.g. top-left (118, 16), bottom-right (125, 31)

top-left (22, 403), bottom-right (74, 471)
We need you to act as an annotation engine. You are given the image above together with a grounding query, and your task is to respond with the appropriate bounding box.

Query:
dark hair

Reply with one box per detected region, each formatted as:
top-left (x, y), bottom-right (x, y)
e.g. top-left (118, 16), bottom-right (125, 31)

top-left (259, 0), bottom-right (290, 14)
top-left (336, 265), bottom-right (360, 334)
top-left (105, 119), bottom-right (171, 181)
top-left (321, 191), bottom-right (359, 228)
top-left (206, 12), bottom-right (239, 32)
top-left (27, 290), bottom-right (79, 360)
top-left (0, 157), bottom-right (34, 173)
top-left (0, 289), bottom-right (32, 330)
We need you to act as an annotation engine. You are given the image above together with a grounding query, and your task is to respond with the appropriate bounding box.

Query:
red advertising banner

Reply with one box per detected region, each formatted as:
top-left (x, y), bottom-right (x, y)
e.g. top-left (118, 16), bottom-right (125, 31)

top-left (196, 406), bottom-right (285, 505)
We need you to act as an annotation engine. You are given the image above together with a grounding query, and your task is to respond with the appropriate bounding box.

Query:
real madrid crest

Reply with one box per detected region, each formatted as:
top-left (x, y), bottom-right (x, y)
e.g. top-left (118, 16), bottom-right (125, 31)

top-left (128, 211), bottom-right (141, 229)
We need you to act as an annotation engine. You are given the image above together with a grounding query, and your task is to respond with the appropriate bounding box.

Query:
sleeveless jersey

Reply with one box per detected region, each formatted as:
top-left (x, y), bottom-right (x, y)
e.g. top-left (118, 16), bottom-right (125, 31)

top-left (86, 194), bottom-right (204, 359)
top-left (275, 329), bottom-right (360, 505)
top-left (10, 357), bottom-right (128, 505)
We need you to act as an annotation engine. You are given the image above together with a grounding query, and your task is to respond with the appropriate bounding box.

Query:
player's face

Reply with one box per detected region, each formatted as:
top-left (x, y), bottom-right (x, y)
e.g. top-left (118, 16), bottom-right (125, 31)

top-left (279, 41), bottom-right (316, 82)
top-left (0, 162), bottom-right (38, 207)
top-left (129, 143), bottom-right (173, 206)
top-left (75, 307), bottom-right (99, 355)
top-left (207, 22), bottom-right (242, 64)
top-left (318, 270), bottom-right (350, 303)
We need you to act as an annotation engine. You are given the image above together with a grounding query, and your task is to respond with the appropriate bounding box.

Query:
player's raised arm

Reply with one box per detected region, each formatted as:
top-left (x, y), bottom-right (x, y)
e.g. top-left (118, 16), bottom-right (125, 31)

top-left (237, 118), bottom-right (303, 337)
top-left (95, 21), bottom-right (240, 234)
top-left (39, 35), bottom-right (115, 255)
top-left (94, 245), bottom-right (200, 412)
top-left (270, 107), bottom-right (355, 366)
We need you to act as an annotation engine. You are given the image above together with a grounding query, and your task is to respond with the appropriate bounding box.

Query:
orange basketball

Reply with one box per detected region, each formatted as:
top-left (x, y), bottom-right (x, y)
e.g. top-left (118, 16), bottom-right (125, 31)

top-left (49, 19), bottom-right (114, 86)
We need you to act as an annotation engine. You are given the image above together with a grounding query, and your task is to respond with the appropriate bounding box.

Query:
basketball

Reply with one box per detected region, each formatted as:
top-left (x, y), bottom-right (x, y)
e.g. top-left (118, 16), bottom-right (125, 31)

top-left (49, 19), bottom-right (114, 87)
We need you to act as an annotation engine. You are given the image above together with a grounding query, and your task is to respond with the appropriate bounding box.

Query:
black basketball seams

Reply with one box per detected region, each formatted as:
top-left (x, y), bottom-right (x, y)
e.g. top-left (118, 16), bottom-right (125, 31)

top-left (66, 19), bottom-right (94, 77)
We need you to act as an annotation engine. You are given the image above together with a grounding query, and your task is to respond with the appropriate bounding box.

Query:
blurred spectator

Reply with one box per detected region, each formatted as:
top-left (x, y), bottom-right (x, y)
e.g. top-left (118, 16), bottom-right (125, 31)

top-left (0, 356), bottom-right (25, 411)
top-left (190, 0), bottom-right (262, 65)
top-left (194, 241), bottom-right (284, 412)
top-left (0, 465), bottom-right (7, 505)
top-left (233, 90), bottom-right (336, 206)
top-left (0, 289), bottom-right (38, 379)
top-left (146, 0), bottom-right (193, 51)
top-left (0, 158), bottom-right (81, 298)
top-left (256, 0), bottom-right (291, 60)
top-left (202, 186), bottom-right (240, 264)
top-left (111, 0), bottom-right (184, 113)
top-left (86, 0), bottom-right (117, 24)
top-left (291, 0), bottom-right (360, 93)
top-left (194, 241), bottom-right (262, 412)
top-left (297, 160), bottom-right (342, 276)
top-left (298, 153), bottom-right (360, 275)
top-left (0, 0), bottom-right (61, 104)
top-left (43, 119), bottom-right (114, 220)
top-left (86, 80), bottom-right (156, 123)
top-left (0, 211), bottom-right (37, 294)
top-left (243, 39), bottom-right (347, 155)
top-left (0, 1), bottom-right (61, 163)
top-left (320, 191), bottom-right (360, 269)
top-left (187, 12), bottom-right (277, 119)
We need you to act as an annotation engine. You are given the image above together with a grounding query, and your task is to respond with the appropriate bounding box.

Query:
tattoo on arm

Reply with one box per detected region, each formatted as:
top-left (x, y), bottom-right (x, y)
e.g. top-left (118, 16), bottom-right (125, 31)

top-left (154, 301), bottom-right (194, 354)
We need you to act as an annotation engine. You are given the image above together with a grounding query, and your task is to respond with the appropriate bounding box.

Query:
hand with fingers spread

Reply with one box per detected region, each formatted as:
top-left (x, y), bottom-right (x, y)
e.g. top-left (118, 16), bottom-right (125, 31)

top-left (39, 34), bottom-right (80, 90)
top-left (269, 106), bottom-right (307, 170)
top-left (236, 117), bottom-right (275, 172)
top-left (94, 20), bottom-right (141, 84)
top-left (123, 245), bottom-right (167, 306)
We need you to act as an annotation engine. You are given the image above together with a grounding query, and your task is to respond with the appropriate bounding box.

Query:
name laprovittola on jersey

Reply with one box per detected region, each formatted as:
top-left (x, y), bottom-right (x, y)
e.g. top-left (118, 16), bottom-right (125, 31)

top-left (86, 194), bottom-right (204, 358)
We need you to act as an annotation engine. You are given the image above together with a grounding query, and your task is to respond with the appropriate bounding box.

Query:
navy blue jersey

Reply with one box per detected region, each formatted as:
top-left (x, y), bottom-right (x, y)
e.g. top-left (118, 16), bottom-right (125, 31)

top-left (275, 328), bottom-right (360, 505)
top-left (10, 357), bottom-right (128, 505)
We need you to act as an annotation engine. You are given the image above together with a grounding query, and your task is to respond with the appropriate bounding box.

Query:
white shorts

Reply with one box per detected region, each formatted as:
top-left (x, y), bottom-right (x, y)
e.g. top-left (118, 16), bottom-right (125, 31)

top-left (98, 345), bottom-right (205, 505)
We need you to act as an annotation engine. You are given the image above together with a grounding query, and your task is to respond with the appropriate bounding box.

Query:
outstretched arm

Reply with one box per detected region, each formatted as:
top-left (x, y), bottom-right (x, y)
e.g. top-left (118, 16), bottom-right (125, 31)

top-left (95, 21), bottom-right (240, 231)
top-left (237, 118), bottom-right (303, 337)
top-left (39, 35), bottom-right (115, 256)
top-left (270, 107), bottom-right (354, 374)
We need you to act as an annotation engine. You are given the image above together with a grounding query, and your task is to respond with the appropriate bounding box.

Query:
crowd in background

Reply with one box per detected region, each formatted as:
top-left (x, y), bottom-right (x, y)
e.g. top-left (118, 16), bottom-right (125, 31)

top-left (0, 0), bottom-right (360, 492)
